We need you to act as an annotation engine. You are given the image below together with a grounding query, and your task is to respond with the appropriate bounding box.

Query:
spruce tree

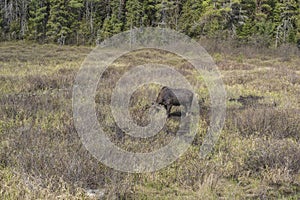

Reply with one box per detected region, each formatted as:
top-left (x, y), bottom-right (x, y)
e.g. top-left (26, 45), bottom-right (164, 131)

top-left (28, 0), bottom-right (50, 42)
top-left (46, 0), bottom-right (83, 44)
top-left (179, 0), bottom-right (203, 37)
top-left (125, 0), bottom-right (143, 30)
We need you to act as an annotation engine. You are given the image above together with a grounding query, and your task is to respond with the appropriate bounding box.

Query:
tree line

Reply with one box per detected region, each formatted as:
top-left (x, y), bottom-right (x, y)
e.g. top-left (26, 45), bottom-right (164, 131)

top-left (0, 0), bottom-right (299, 47)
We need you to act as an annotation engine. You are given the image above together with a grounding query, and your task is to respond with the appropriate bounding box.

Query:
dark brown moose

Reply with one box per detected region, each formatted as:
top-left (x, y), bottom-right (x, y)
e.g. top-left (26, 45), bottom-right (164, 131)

top-left (155, 86), bottom-right (193, 117)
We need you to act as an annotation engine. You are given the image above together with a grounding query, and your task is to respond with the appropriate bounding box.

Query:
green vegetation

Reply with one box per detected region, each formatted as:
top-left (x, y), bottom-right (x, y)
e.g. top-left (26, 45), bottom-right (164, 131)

top-left (0, 0), bottom-right (299, 47)
top-left (0, 42), bottom-right (299, 199)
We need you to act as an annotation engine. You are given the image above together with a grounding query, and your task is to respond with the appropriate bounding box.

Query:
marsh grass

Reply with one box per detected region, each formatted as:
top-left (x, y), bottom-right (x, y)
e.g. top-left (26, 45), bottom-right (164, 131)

top-left (0, 42), bottom-right (299, 199)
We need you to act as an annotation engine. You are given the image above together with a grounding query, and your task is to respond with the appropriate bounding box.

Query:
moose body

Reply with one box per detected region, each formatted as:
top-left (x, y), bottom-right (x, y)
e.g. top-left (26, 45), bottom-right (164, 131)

top-left (155, 86), bottom-right (193, 117)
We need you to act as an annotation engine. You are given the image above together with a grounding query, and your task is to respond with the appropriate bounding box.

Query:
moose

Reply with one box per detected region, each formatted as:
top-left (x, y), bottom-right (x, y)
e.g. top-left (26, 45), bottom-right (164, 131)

top-left (153, 86), bottom-right (194, 117)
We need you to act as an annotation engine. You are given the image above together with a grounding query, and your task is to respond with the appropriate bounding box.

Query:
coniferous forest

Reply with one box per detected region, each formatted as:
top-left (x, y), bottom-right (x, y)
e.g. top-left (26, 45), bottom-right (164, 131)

top-left (0, 0), bottom-right (299, 47)
top-left (1, 1), bottom-right (300, 199)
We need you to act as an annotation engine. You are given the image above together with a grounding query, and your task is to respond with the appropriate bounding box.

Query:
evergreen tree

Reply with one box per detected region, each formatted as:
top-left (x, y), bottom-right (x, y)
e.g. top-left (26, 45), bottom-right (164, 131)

top-left (0, 0), bottom-right (298, 46)
top-left (237, 18), bottom-right (253, 41)
top-left (274, 0), bottom-right (299, 46)
top-left (28, 0), bottom-right (50, 42)
top-left (125, 0), bottom-right (143, 30)
top-left (110, 0), bottom-right (125, 32)
top-left (78, 0), bottom-right (105, 44)
top-left (46, 0), bottom-right (83, 44)
top-left (296, 5), bottom-right (300, 46)
top-left (97, 0), bottom-right (125, 41)
top-left (154, 0), bottom-right (181, 29)
top-left (142, 0), bottom-right (157, 27)
top-left (98, 15), bottom-right (113, 40)
top-left (179, 0), bottom-right (203, 37)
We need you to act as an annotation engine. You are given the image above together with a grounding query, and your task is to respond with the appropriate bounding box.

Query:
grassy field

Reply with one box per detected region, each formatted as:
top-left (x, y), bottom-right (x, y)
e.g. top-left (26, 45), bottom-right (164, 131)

top-left (0, 41), bottom-right (300, 199)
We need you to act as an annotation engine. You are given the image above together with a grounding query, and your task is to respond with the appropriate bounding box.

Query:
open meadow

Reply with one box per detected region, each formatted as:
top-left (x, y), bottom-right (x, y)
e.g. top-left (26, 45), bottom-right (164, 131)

top-left (0, 41), bottom-right (300, 199)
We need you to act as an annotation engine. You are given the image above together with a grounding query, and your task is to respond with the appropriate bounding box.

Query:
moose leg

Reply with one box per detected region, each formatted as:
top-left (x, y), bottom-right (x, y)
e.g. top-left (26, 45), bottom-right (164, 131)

top-left (183, 104), bottom-right (188, 116)
top-left (166, 105), bottom-right (172, 117)
top-left (164, 105), bottom-right (168, 111)
top-left (186, 103), bottom-right (192, 115)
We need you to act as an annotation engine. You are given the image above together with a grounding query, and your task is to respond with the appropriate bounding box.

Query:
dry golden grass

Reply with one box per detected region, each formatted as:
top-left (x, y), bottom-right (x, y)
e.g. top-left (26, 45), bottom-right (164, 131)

top-left (0, 41), bottom-right (299, 199)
